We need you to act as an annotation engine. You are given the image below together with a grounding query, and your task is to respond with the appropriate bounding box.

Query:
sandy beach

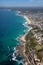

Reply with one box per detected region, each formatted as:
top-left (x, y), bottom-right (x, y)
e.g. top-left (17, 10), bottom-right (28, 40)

top-left (18, 15), bottom-right (32, 42)
top-left (12, 15), bottom-right (32, 64)
top-left (19, 14), bottom-right (31, 24)
top-left (16, 15), bottom-right (32, 42)
top-left (23, 15), bottom-right (31, 24)
top-left (19, 35), bottom-right (26, 42)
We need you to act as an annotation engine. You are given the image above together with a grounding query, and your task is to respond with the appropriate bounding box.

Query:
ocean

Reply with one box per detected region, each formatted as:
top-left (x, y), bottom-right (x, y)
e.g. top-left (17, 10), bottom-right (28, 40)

top-left (0, 9), bottom-right (30, 65)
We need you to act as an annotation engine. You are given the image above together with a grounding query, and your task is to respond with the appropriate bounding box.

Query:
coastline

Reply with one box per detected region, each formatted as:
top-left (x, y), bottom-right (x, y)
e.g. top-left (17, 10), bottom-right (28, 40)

top-left (23, 15), bottom-right (31, 24)
top-left (12, 15), bottom-right (32, 64)
top-left (17, 15), bottom-right (32, 42)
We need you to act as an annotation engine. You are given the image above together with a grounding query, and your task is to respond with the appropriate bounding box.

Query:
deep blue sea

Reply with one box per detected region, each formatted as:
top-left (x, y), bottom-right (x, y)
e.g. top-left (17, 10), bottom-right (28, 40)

top-left (0, 9), bottom-right (30, 65)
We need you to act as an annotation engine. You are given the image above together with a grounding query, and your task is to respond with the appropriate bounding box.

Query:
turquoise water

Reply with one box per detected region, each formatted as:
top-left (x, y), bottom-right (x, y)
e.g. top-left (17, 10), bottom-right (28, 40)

top-left (0, 9), bottom-right (30, 65)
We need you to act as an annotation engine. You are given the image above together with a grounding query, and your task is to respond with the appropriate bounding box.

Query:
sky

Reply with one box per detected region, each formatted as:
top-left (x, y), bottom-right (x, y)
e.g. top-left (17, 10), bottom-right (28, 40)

top-left (0, 0), bottom-right (43, 7)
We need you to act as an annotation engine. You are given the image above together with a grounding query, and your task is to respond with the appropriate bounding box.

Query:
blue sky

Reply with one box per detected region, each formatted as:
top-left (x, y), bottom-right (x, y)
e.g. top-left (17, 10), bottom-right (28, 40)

top-left (0, 0), bottom-right (43, 7)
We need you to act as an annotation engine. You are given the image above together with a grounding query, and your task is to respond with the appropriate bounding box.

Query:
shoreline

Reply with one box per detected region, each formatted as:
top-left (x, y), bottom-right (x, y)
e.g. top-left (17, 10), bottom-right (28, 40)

top-left (12, 15), bottom-right (32, 64)
top-left (23, 15), bottom-right (31, 24)
top-left (17, 15), bottom-right (32, 43)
